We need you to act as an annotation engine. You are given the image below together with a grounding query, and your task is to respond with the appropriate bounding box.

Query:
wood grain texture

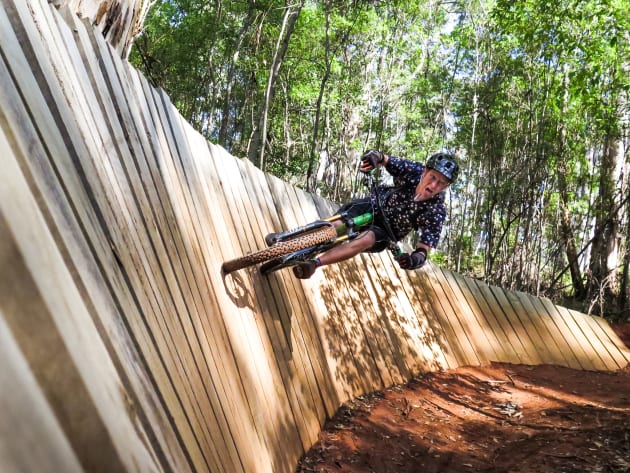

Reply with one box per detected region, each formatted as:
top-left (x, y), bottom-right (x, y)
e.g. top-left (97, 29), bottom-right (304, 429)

top-left (1, 2), bottom-right (628, 473)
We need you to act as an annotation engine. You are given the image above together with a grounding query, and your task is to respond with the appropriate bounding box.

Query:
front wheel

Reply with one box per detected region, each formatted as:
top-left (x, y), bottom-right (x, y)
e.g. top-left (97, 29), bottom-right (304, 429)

top-left (221, 225), bottom-right (338, 274)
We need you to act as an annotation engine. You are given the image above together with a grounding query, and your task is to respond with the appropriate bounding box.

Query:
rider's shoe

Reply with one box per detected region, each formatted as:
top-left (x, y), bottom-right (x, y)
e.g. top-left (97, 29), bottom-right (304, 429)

top-left (293, 260), bottom-right (318, 279)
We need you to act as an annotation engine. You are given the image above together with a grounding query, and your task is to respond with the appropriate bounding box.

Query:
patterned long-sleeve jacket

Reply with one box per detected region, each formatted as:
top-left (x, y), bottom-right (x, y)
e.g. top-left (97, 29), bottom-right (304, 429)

top-left (373, 156), bottom-right (447, 248)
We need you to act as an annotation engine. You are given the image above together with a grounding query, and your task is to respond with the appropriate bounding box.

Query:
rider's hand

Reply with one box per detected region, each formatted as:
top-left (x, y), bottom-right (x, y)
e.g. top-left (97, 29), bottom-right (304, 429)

top-left (397, 248), bottom-right (427, 270)
top-left (360, 150), bottom-right (384, 173)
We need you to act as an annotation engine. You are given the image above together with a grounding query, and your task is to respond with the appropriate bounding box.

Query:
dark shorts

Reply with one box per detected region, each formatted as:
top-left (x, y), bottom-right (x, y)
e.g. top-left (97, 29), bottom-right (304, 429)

top-left (337, 197), bottom-right (392, 253)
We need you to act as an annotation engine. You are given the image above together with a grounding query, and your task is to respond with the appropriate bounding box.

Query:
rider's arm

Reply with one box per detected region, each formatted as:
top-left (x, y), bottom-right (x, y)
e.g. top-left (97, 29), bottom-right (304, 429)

top-left (383, 155), bottom-right (424, 186)
top-left (416, 201), bottom-right (446, 250)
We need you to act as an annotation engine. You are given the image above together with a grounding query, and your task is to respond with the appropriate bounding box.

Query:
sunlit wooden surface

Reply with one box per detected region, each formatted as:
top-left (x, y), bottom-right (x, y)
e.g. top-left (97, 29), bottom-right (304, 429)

top-left (1, 2), bottom-right (628, 473)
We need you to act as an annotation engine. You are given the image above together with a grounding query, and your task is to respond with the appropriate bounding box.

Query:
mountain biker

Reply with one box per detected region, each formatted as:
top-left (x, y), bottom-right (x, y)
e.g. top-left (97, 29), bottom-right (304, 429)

top-left (292, 149), bottom-right (459, 279)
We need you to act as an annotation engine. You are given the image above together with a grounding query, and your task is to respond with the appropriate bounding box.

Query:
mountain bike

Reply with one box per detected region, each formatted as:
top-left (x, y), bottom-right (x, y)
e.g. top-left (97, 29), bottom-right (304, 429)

top-left (220, 173), bottom-right (402, 276)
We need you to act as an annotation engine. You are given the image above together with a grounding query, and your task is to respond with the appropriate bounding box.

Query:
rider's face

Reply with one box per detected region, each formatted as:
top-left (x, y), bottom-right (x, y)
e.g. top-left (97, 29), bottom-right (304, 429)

top-left (414, 169), bottom-right (450, 201)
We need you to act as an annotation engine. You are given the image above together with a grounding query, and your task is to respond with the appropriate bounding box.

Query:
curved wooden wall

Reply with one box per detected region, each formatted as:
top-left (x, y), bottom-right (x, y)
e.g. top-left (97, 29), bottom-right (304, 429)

top-left (0, 2), bottom-right (628, 473)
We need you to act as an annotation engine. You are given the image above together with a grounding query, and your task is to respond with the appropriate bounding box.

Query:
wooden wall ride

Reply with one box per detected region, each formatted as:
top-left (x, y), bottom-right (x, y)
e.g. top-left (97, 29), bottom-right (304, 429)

top-left (0, 2), bottom-right (628, 473)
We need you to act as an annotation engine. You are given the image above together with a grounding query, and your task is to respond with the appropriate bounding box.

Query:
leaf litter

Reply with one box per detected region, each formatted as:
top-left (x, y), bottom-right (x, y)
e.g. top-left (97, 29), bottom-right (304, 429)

top-left (296, 324), bottom-right (630, 473)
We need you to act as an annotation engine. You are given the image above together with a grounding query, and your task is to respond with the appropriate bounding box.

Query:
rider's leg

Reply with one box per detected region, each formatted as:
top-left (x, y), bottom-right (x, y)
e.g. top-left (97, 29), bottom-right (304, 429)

top-left (293, 230), bottom-right (376, 279)
top-left (318, 230), bottom-right (376, 266)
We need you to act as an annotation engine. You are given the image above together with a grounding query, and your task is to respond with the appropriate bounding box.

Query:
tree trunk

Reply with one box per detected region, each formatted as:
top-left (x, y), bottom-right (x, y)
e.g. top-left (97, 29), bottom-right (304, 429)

top-left (306, 2), bottom-right (332, 193)
top-left (587, 133), bottom-right (623, 314)
top-left (52, 0), bottom-right (155, 57)
top-left (218, 8), bottom-right (259, 146)
top-left (557, 69), bottom-right (585, 297)
top-left (620, 190), bottom-right (630, 319)
top-left (247, 0), bottom-right (304, 170)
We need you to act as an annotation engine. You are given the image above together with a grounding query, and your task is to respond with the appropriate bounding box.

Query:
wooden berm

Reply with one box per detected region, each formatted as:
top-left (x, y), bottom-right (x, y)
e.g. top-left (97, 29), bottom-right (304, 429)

top-left (0, 2), bottom-right (628, 473)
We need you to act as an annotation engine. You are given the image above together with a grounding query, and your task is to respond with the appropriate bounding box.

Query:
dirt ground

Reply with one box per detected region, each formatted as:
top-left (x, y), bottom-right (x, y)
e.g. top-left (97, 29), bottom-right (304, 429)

top-left (296, 324), bottom-right (630, 473)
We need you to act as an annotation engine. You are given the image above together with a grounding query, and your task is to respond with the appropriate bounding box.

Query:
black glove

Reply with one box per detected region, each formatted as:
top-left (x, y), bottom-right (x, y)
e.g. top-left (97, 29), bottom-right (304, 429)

top-left (397, 248), bottom-right (427, 270)
top-left (360, 149), bottom-right (384, 173)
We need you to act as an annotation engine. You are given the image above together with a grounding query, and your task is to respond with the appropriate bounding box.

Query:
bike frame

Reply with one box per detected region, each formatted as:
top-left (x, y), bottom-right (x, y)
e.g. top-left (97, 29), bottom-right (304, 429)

top-left (259, 174), bottom-right (400, 275)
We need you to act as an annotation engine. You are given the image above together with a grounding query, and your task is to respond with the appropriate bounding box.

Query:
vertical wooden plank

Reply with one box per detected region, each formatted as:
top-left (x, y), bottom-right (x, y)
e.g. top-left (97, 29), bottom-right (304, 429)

top-left (0, 5), bottom-right (198, 473)
top-left (467, 280), bottom-right (531, 364)
top-left (536, 298), bottom-right (590, 370)
top-left (195, 145), bottom-right (307, 473)
top-left (301, 196), bottom-right (384, 393)
top-left (186, 148), bottom-right (296, 468)
top-left (234, 160), bottom-right (324, 463)
top-left (88, 30), bottom-right (253, 473)
top-left (430, 266), bottom-right (488, 365)
top-left (421, 263), bottom-right (481, 366)
top-left (148, 87), bottom-right (277, 471)
top-left (154, 92), bottom-right (271, 471)
top-left (123, 59), bottom-right (254, 462)
top-left (179, 126), bottom-right (304, 471)
top-left (231, 158), bottom-right (324, 449)
top-left (245, 165), bottom-right (342, 422)
top-left (0, 105), bottom-right (159, 473)
top-left (551, 302), bottom-right (610, 370)
top-left (487, 285), bottom-right (543, 364)
top-left (552, 304), bottom-right (607, 370)
top-left (58, 13), bottom-right (239, 472)
top-left (290, 186), bottom-right (394, 390)
top-left (308, 194), bottom-right (438, 381)
top-left (0, 315), bottom-right (84, 473)
top-left (572, 313), bottom-right (622, 369)
top-left (521, 296), bottom-right (582, 369)
top-left (362, 250), bottom-right (450, 375)
top-left (588, 316), bottom-right (630, 366)
top-left (502, 289), bottom-right (559, 365)
top-left (566, 309), bottom-right (619, 371)
top-left (197, 140), bottom-right (324, 463)
top-left (514, 293), bottom-right (577, 368)
top-left (412, 266), bottom-right (469, 368)
top-left (450, 272), bottom-right (521, 364)
top-left (101, 46), bottom-right (247, 473)
top-left (48, 3), bottom-right (258, 469)
top-left (280, 191), bottom-right (366, 403)
top-left (449, 270), bottom-right (512, 363)
top-left (358, 239), bottom-right (438, 376)
top-left (356, 252), bottom-right (416, 382)
top-left (296, 190), bottom-right (398, 391)
top-left (0, 29), bottom-right (198, 473)
top-left (402, 269), bottom-right (460, 370)
top-left (299, 193), bottom-right (397, 389)
top-left (436, 267), bottom-right (501, 364)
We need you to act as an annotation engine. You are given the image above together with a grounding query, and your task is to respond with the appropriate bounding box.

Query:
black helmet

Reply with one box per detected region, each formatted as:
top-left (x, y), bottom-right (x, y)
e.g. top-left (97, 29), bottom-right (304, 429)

top-left (426, 152), bottom-right (459, 183)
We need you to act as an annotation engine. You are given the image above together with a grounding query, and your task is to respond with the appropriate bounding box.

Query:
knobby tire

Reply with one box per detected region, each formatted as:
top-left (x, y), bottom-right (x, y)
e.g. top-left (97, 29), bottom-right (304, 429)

top-left (221, 225), bottom-right (337, 274)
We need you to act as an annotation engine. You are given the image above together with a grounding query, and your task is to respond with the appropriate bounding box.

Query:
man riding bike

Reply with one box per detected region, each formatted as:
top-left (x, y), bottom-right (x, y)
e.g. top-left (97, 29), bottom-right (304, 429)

top-left (292, 149), bottom-right (459, 279)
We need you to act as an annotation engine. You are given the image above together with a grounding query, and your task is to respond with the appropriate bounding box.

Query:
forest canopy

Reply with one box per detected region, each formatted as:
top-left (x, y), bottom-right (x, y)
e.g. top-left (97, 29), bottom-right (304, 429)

top-left (130, 0), bottom-right (630, 320)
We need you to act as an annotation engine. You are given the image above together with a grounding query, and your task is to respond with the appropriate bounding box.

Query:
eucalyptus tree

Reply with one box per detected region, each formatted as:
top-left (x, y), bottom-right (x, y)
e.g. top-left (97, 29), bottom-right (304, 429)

top-left (131, 0), bottom-right (247, 137)
top-left (469, 0), bottom-right (630, 316)
top-left (131, 0), bottom-right (295, 156)
top-left (263, 0), bottom-right (457, 199)
top-left (442, 0), bottom-right (489, 274)
top-left (247, 0), bottom-right (306, 170)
